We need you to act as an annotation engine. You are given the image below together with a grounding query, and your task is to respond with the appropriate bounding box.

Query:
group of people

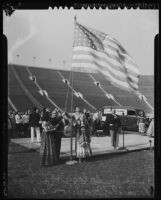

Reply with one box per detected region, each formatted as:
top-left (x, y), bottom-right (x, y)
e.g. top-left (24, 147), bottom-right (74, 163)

top-left (8, 110), bottom-right (31, 137)
top-left (40, 106), bottom-right (93, 165)
top-left (28, 106), bottom-right (93, 166)
top-left (8, 107), bottom-right (94, 166)
top-left (8, 106), bottom-right (154, 166)
top-left (137, 111), bottom-right (154, 137)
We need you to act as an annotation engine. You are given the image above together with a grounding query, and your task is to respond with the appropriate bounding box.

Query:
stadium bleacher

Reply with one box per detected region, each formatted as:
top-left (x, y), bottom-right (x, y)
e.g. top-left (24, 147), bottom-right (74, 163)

top-left (8, 65), bottom-right (35, 111)
top-left (8, 64), bottom-right (154, 114)
top-left (92, 72), bottom-right (154, 113)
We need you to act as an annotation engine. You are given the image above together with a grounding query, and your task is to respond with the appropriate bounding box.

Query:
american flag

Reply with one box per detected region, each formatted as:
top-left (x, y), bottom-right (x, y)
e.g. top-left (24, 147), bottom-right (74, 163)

top-left (72, 21), bottom-right (140, 93)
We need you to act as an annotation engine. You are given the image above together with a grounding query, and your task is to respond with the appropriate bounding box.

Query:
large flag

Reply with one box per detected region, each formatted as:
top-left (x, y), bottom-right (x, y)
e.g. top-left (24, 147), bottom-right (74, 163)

top-left (72, 20), bottom-right (140, 93)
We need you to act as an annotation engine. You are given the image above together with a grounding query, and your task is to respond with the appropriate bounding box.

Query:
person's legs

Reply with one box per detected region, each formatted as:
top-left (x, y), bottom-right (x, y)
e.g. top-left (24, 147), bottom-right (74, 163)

top-left (31, 127), bottom-right (35, 142)
top-left (35, 127), bottom-right (41, 142)
top-left (55, 136), bottom-right (61, 160)
top-left (79, 157), bottom-right (82, 163)
top-left (116, 131), bottom-right (119, 148)
top-left (113, 130), bottom-right (117, 147)
top-left (23, 123), bottom-right (28, 136)
top-left (15, 124), bottom-right (21, 137)
top-left (20, 123), bottom-right (25, 136)
top-left (110, 130), bottom-right (115, 148)
top-left (75, 129), bottom-right (78, 154)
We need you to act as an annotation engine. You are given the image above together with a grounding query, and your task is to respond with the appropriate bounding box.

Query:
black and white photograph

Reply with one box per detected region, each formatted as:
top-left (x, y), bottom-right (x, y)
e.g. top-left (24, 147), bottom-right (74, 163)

top-left (3, 3), bottom-right (159, 198)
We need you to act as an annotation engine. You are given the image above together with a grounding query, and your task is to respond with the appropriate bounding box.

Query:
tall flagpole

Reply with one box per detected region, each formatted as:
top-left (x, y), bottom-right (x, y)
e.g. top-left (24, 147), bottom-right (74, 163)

top-left (70, 63), bottom-right (74, 161)
top-left (66, 16), bottom-right (78, 165)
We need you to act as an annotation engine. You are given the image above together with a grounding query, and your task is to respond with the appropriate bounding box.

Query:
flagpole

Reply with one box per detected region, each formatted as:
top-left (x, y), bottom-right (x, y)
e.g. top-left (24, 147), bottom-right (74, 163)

top-left (66, 16), bottom-right (78, 165)
top-left (69, 16), bottom-right (77, 161)
top-left (70, 65), bottom-right (74, 161)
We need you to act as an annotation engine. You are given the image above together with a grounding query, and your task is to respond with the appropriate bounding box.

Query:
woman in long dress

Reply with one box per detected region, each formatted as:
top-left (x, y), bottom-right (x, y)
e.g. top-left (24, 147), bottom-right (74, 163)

top-left (40, 120), bottom-right (58, 166)
top-left (137, 111), bottom-right (146, 135)
top-left (147, 118), bottom-right (154, 137)
top-left (76, 114), bottom-right (92, 163)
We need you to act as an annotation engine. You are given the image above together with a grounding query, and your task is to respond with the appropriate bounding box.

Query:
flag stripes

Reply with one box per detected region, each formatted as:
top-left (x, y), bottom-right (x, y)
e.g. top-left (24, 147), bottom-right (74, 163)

top-left (72, 47), bottom-right (138, 78)
top-left (72, 21), bottom-right (140, 93)
top-left (72, 47), bottom-right (138, 84)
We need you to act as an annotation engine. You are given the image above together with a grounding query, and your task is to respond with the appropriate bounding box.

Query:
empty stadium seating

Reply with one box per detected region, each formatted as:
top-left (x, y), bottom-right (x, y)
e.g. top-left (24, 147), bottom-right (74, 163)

top-left (92, 72), bottom-right (154, 113)
top-left (8, 64), bottom-right (154, 114)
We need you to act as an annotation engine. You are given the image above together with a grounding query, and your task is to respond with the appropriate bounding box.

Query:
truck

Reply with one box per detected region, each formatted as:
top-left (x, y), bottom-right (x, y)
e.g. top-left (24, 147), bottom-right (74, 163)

top-left (98, 106), bottom-right (146, 134)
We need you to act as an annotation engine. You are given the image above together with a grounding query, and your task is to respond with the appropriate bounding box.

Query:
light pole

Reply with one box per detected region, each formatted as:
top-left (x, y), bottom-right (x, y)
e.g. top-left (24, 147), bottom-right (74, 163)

top-left (16, 54), bottom-right (20, 64)
top-left (33, 56), bottom-right (36, 67)
top-left (63, 60), bottom-right (66, 69)
top-left (48, 58), bottom-right (52, 68)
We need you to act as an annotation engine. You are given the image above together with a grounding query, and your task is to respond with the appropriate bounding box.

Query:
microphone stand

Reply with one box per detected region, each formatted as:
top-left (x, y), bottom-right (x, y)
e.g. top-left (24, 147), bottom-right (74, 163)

top-left (119, 125), bottom-right (128, 151)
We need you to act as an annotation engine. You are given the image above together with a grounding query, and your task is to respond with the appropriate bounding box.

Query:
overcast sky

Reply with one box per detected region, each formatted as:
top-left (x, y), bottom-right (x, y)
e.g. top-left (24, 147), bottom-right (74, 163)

top-left (3, 8), bottom-right (158, 75)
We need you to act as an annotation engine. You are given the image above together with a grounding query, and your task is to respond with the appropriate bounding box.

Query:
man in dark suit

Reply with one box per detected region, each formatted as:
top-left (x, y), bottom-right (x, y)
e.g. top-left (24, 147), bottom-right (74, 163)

top-left (50, 110), bottom-right (64, 161)
top-left (106, 109), bottom-right (121, 149)
top-left (29, 107), bottom-right (41, 142)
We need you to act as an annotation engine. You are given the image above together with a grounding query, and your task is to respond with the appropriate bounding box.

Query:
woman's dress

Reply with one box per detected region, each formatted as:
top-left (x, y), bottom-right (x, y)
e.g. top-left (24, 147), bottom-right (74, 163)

top-left (147, 119), bottom-right (154, 137)
top-left (40, 122), bottom-right (58, 166)
top-left (76, 126), bottom-right (92, 158)
top-left (139, 122), bottom-right (146, 134)
top-left (137, 116), bottom-right (146, 134)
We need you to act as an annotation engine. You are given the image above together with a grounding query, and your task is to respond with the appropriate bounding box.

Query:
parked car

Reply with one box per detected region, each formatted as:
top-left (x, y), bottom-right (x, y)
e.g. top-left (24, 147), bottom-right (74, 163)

top-left (101, 106), bottom-right (145, 132)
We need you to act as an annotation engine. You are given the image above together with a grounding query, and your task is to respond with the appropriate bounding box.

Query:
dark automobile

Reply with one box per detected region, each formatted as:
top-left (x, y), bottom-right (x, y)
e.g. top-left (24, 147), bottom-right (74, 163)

top-left (101, 106), bottom-right (145, 132)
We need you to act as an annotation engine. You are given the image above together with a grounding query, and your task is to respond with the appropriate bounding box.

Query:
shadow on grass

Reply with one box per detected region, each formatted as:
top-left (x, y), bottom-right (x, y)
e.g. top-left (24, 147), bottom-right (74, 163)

top-left (9, 141), bottom-right (152, 166)
top-left (58, 150), bottom-right (141, 165)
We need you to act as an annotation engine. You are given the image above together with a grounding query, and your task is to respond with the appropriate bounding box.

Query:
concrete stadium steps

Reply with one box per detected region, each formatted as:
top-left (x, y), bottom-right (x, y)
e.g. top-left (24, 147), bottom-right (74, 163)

top-left (29, 67), bottom-right (92, 112)
top-left (30, 67), bottom-right (69, 108)
top-left (61, 71), bottom-right (116, 109)
top-left (8, 103), bottom-right (13, 111)
top-left (8, 64), bottom-right (154, 113)
top-left (58, 70), bottom-right (93, 111)
top-left (92, 73), bottom-right (153, 113)
top-left (10, 65), bottom-right (51, 110)
top-left (138, 76), bottom-right (154, 107)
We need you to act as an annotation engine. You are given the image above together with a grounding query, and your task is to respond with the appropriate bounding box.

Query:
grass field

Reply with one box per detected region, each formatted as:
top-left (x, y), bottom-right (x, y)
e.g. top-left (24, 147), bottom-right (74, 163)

top-left (8, 142), bottom-right (154, 198)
